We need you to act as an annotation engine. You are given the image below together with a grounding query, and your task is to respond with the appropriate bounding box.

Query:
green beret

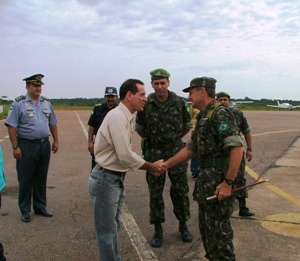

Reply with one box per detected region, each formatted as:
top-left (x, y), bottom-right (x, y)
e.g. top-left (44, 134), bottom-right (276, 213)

top-left (150, 68), bottom-right (170, 80)
top-left (182, 77), bottom-right (216, 92)
top-left (216, 91), bottom-right (231, 99)
top-left (23, 74), bottom-right (44, 85)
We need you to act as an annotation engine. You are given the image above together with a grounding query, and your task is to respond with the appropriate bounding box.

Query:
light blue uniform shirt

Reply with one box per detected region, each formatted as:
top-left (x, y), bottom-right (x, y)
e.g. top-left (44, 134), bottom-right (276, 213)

top-left (5, 93), bottom-right (58, 139)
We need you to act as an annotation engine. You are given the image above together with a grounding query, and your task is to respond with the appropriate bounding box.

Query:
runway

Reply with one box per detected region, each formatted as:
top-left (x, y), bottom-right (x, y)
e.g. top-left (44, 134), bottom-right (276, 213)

top-left (0, 110), bottom-right (300, 261)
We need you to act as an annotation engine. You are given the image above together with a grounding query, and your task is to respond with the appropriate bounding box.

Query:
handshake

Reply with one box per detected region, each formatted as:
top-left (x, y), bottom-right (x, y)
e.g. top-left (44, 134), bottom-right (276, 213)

top-left (150, 159), bottom-right (168, 176)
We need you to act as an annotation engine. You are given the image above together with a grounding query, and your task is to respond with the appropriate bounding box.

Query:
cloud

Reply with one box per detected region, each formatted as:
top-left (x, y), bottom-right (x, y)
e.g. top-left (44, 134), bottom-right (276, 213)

top-left (0, 0), bottom-right (300, 99)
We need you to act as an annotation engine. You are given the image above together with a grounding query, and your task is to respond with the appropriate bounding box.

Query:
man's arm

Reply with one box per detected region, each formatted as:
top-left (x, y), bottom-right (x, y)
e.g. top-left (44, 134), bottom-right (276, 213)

top-left (7, 125), bottom-right (22, 160)
top-left (49, 125), bottom-right (59, 154)
top-left (244, 132), bottom-right (252, 162)
top-left (88, 126), bottom-right (95, 154)
top-left (164, 147), bottom-right (195, 169)
top-left (215, 146), bottom-right (244, 200)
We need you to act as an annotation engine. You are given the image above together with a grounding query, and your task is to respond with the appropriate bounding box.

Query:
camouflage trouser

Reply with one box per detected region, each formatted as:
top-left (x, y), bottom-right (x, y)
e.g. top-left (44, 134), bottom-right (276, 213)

top-left (145, 147), bottom-right (190, 224)
top-left (198, 198), bottom-right (235, 261)
top-left (235, 155), bottom-right (248, 199)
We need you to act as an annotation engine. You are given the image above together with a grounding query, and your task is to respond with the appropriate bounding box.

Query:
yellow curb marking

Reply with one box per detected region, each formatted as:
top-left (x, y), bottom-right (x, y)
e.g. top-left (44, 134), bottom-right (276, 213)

top-left (246, 166), bottom-right (300, 208)
top-left (261, 213), bottom-right (300, 239)
top-left (245, 165), bottom-right (300, 238)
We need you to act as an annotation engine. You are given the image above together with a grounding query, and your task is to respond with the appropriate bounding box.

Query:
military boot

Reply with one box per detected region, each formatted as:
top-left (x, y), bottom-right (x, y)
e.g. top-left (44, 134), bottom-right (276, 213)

top-left (150, 223), bottom-right (163, 248)
top-left (238, 198), bottom-right (255, 217)
top-left (179, 222), bottom-right (192, 242)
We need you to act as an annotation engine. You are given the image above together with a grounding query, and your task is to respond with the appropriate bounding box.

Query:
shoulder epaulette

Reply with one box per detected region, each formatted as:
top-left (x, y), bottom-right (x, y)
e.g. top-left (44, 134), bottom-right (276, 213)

top-left (41, 96), bottom-right (50, 101)
top-left (94, 103), bottom-right (102, 106)
top-left (15, 95), bottom-right (25, 101)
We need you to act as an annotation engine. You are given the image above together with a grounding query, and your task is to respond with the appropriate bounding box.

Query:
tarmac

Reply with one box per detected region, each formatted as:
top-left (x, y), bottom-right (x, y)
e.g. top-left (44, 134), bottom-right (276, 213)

top-left (0, 110), bottom-right (300, 261)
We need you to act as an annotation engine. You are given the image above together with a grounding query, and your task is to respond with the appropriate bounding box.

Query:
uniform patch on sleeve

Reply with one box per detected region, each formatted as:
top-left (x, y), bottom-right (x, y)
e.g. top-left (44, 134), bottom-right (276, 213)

top-left (217, 121), bottom-right (230, 133)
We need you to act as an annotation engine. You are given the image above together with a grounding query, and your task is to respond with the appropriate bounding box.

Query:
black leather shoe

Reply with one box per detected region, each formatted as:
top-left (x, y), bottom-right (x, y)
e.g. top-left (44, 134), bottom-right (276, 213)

top-left (21, 212), bottom-right (31, 223)
top-left (239, 207), bottom-right (255, 217)
top-left (34, 209), bottom-right (53, 217)
top-left (179, 222), bottom-right (192, 242)
top-left (150, 232), bottom-right (163, 248)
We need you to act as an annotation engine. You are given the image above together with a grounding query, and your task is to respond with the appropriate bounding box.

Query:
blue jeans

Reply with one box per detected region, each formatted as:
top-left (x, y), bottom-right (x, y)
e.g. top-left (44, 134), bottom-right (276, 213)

top-left (190, 154), bottom-right (199, 178)
top-left (88, 168), bottom-right (125, 261)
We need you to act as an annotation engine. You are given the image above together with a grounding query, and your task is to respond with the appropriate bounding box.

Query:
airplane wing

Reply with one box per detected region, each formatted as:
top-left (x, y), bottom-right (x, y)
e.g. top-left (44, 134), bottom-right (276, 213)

top-left (266, 105), bottom-right (279, 108)
top-left (292, 105), bottom-right (300, 109)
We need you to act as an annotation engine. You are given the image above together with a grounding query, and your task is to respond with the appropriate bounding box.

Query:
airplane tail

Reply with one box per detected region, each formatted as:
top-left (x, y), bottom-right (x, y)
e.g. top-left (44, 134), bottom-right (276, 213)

top-left (277, 100), bottom-right (280, 106)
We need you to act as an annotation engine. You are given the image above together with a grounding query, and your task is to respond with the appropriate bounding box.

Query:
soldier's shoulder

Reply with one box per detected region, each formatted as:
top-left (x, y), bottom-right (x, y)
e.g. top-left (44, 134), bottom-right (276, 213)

top-left (15, 95), bottom-right (25, 101)
top-left (41, 96), bottom-right (50, 101)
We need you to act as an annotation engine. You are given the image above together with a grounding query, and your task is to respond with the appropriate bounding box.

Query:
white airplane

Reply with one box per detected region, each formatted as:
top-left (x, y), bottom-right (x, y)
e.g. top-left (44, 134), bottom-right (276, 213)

top-left (267, 101), bottom-right (300, 111)
top-left (230, 101), bottom-right (253, 108)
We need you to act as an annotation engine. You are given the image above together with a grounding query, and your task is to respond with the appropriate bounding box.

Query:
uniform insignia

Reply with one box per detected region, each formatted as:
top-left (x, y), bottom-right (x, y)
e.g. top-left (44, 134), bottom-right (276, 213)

top-left (29, 113), bottom-right (34, 117)
top-left (217, 121), bottom-right (230, 133)
top-left (15, 95), bottom-right (25, 101)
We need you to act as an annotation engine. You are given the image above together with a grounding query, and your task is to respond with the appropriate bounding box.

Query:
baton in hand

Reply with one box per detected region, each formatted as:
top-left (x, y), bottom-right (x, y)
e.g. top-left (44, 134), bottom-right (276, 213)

top-left (206, 179), bottom-right (270, 201)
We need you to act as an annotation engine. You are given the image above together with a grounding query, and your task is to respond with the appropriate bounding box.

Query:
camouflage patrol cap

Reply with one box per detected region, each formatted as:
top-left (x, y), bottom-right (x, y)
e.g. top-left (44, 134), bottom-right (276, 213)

top-left (216, 91), bottom-right (230, 99)
top-left (150, 68), bottom-right (170, 80)
top-left (23, 74), bottom-right (44, 85)
top-left (182, 77), bottom-right (216, 92)
top-left (104, 86), bottom-right (118, 96)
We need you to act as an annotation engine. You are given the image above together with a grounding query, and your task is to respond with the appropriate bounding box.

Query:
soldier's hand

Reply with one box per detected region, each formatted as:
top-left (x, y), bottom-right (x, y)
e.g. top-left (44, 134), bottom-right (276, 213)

top-left (13, 147), bottom-right (22, 160)
top-left (88, 141), bottom-right (94, 154)
top-left (52, 141), bottom-right (59, 154)
top-left (246, 150), bottom-right (252, 162)
top-left (215, 182), bottom-right (232, 200)
top-left (152, 160), bottom-right (167, 176)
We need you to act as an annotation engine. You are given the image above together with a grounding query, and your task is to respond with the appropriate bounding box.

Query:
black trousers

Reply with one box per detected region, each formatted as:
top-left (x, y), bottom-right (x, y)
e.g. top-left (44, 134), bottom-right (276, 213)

top-left (17, 138), bottom-right (51, 213)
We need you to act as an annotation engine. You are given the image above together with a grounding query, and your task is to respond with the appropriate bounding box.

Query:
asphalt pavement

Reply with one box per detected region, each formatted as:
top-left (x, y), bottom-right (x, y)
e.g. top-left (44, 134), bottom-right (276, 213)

top-left (0, 110), bottom-right (300, 261)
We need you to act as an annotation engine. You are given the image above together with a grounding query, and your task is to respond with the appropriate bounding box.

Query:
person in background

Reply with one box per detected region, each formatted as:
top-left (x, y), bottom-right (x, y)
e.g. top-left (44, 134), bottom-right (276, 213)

top-left (5, 74), bottom-right (59, 223)
top-left (0, 146), bottom-right (6, 260)
top-left (189, 105), bottom-right (200, 180)
top-left (87, 86), bottom-right (118, 170)
top-left (216, 91), bottom-right (254, 217)
top-left (161, 77), bottom-right (244, 260)
top-left (88, 79), bottom-right (164, 261)
top-left (135, 68), bottom-right (193, 248)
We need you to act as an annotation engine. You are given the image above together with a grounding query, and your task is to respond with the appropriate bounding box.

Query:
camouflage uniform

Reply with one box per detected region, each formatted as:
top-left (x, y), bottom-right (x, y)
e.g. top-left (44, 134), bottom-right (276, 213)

top-left (187, 100), bottom-right (243, 261)
top-left (135, 91), bottom-right (192, 224)
top-left (230, 108), bottom-right (251, 200)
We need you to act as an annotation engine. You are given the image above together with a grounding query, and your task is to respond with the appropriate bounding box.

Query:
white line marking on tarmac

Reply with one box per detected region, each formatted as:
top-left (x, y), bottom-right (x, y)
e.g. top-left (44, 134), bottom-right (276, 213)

top-left (74, 111), bottom-right (158, 261)
top-left (75, 111), bottom-right (88, 139)
top-left (252, 129), bottom-right (300, 137)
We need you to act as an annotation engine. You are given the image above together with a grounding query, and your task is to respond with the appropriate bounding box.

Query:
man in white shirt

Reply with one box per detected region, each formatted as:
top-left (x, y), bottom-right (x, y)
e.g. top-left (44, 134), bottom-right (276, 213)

top-left (89, 79), bottom-right (163, 261)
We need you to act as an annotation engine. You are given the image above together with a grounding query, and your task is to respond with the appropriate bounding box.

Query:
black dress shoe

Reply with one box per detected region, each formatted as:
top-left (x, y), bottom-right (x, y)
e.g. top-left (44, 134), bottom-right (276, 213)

top-left (21, 212), bottom-right (31, 223)
top-left (179, 222), bottom-right (192, 242)
top-left (34, 209), bottom-right (53, 217)
top-left (239, 207), bottom-right (255, 217)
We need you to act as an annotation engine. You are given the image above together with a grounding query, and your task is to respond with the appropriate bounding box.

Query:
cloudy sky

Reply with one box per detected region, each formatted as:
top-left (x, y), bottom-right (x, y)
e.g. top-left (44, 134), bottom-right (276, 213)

top-left (1, 0), bottom-right (300, 100)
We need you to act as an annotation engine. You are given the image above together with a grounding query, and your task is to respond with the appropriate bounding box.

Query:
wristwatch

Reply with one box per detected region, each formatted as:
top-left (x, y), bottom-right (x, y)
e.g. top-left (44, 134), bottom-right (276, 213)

top-left (12, 144), bottom-right (19, 149)
top-left (224, 178), bottom-right (234, 185)
top-left (247, 148), bottom-right (252, 152)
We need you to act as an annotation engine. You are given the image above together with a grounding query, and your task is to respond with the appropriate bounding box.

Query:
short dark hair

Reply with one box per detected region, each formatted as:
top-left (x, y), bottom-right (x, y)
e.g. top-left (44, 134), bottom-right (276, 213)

top-left (119, 79), bottom-right (144, 100)
top-left (196, 86), bottom-right (215, 98)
